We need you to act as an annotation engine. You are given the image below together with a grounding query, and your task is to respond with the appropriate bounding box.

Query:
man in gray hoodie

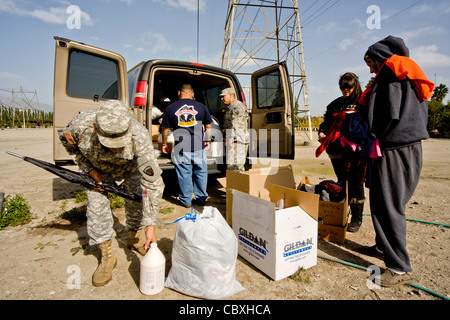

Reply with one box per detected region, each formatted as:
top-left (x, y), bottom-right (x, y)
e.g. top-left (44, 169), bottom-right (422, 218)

top-left (359, 36), bottom-right (434, 287)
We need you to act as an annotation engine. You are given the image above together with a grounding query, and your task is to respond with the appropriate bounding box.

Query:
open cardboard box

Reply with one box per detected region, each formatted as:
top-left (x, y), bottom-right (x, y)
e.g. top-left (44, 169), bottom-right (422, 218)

top-left (297, 177), bottom-right (348, 244)
top-left (218, 165), bottom-right (296, 226)
top-left (231, 184), bottom-right (319, 281)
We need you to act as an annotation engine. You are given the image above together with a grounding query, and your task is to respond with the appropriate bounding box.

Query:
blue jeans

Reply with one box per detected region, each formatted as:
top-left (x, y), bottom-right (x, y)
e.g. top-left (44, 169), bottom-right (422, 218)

top-left (172, 148), bottom-right (208, 206)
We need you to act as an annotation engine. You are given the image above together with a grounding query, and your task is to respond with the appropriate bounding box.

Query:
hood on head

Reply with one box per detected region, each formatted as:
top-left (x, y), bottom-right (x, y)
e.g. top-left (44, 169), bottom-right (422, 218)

top-left (365, 35), bottom-right (409, 70)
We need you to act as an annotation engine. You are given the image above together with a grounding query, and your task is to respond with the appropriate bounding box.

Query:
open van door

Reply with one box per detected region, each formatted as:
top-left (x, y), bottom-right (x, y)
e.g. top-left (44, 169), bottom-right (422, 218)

top-left (53, 36), bottom-right (128, 164)
top-left (250, 62), bottom-right (295, 160)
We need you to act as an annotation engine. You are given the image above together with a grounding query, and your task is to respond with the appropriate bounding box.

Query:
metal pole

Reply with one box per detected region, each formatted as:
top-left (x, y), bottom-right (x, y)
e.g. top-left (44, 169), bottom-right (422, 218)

top-left (12, 89), bottom-right (15, 127)
top-left (20, 86), bottom-right (26, 128)
top-left (294, 0), bottom-right (313, 141)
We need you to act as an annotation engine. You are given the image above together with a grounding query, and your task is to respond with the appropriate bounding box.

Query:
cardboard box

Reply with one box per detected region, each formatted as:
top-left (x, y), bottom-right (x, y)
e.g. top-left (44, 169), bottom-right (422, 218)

top-left (297, 177), bottom-right (348, 227)
top-left (231, 184), bottom-right (319, 281)
top-left (151, 125), bottom-right (159, 142)
top-left (219, 165), bottom-right (297, 226)
top-left (318, 223), bottom-right (347, 244)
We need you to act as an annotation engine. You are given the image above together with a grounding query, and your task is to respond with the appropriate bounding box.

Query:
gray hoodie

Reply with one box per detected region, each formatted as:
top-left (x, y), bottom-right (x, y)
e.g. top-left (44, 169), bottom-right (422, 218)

top-left (363, 36), bottom-right (429, 149)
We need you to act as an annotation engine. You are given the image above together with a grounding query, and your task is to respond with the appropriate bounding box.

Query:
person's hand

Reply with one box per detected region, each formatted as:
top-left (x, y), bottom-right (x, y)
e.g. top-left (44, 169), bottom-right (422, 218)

top-left (89, 169), bottom-right (104, 191)
top-left (161, 144), bottom-right (171, 154)
top-left (144, 225), bottom-right (157, 250)
top-left (204, 141), bottom-right (210, 149)
top-left (318, 132), bottom-right (326, 144)
top-left (366, 77), bottom-right (375, 89)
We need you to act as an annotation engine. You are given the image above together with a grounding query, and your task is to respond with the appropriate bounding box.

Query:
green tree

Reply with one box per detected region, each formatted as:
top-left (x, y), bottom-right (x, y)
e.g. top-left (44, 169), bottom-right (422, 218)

top-left (428, 99), bottom-right (444, 131)
top-left (432, 84), bottom-right (449, 103)
top-left (428, 83), bottom-right (450, 135)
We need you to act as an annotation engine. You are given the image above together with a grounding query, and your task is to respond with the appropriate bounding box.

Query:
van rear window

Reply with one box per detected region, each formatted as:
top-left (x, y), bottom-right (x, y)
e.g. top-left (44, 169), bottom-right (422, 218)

top-left (67, 50), bottom-right (120, 100)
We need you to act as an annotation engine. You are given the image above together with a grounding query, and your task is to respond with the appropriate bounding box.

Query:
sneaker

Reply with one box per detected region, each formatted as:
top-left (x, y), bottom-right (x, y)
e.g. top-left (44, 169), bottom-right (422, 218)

top-left (379, 268), bottom-right (414, 287)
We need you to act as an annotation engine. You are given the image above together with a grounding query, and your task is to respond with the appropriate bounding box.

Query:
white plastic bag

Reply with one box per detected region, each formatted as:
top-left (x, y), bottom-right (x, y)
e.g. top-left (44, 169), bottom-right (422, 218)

top-left (165, 206), bottom-right (244, 299)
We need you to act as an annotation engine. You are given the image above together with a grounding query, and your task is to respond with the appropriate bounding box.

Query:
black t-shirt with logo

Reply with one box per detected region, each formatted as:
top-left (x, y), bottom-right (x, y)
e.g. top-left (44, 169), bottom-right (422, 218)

top-left (161, 99), bottom-right (212, 152)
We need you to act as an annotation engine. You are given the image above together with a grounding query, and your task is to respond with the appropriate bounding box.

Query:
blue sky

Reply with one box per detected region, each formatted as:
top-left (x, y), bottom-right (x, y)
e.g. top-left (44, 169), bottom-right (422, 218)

top-left (1, 0), bottom-right (449, 116)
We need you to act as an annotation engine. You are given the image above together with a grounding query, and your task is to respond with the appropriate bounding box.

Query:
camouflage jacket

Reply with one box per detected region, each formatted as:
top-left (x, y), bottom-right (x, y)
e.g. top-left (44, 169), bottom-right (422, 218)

top-left (223, 99), bottom-right (249, 144)
top-left (60, 110), bottom-right (159, 181)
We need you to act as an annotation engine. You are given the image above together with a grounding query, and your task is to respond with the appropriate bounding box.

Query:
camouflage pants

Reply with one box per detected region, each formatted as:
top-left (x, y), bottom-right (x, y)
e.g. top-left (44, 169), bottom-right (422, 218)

top-left (226, 142), bottom-right (248, 172)
top-left (86, 171), bottom-right (164, 245)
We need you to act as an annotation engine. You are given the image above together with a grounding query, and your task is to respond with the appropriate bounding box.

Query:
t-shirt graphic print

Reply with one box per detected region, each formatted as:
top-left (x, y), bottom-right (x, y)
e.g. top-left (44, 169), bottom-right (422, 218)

top-left (175, 104), bottom-right (198, 127)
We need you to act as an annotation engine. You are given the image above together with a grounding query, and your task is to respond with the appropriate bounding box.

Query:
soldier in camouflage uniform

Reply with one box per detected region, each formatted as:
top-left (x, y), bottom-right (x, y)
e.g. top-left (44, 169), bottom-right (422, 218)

top-left (59, 100), bottom-right (164, 286)
top-left (220, 88), bottom-right (249, 172)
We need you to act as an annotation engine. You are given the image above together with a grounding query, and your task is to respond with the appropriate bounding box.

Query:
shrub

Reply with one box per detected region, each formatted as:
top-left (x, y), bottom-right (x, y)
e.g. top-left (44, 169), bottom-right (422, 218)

top-left (0, 195), bottom-right (32, 230)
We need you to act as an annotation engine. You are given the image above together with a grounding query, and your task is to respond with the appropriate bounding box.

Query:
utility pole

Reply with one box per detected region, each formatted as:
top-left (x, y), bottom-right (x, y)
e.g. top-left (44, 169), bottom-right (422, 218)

top-left (221, 0), bottom-right (313, 141)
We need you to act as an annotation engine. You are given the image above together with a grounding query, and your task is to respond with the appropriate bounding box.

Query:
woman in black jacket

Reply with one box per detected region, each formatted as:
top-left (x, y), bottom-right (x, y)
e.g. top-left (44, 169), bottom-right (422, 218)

top-left (318, 72), bottom-right (366, 232)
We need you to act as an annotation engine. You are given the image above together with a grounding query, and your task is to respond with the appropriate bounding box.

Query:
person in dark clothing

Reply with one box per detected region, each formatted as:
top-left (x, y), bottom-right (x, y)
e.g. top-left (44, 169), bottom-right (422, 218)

top-left (318, 72), bottom-right (366, 232)
top-left (359, 35), bottom-right (434, 287)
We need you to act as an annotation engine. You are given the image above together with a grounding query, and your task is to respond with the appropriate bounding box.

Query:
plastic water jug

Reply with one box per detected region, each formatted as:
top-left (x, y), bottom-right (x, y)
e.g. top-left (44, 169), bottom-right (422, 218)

top-left (140, 242), bottom-right (166, 295)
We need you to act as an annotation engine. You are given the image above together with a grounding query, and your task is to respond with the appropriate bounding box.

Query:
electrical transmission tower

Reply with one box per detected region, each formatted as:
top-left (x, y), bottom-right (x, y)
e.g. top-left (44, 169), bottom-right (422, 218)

top-left (0, 87), bottom-right (42, 128)
top-left (221, 0), bottom-right (313, 141)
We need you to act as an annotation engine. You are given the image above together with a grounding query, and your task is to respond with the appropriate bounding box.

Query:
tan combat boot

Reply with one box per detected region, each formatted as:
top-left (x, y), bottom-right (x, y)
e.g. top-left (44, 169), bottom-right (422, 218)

top-left (127, 229), bottom-right (147, 256)
top-left (92, 240), bottom-right (117, 287)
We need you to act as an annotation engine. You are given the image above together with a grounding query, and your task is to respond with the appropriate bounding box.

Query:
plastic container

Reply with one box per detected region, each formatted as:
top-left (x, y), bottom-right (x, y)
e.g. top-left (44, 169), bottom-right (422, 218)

top-left (140, 242), bottom-right (166, 295)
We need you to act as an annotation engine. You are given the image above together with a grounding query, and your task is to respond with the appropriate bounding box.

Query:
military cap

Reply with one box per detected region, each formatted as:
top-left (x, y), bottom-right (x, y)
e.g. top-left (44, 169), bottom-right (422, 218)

top-left (95, 100), bottom-right (132, 148)
top-left (219, 87), bottom-right (236, 96)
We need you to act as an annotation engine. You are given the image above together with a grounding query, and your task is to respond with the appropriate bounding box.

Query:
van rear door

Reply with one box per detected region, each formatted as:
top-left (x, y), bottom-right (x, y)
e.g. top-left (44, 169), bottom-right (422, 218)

top-left (53, 36), bottom-right (128, 164)
top-left (250, 62), bottom-right (295, 160)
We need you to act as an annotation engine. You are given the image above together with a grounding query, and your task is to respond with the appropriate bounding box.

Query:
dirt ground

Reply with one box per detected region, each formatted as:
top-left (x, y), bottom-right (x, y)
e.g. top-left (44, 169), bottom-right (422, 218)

top-left (0, 127), bottom-right (448, 303)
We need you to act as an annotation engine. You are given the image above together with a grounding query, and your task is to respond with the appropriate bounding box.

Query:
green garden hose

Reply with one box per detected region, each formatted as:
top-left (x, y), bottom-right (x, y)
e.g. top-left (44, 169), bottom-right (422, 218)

top-left (362, 213), bottom-right (449, 228)
top-left (317, 254), bottom-right (449, 300)
top-left (329, 212), bottom-right (449, 299)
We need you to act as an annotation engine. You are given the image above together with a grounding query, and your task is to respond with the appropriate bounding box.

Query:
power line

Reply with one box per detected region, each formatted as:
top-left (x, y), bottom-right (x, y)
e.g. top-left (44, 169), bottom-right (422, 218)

top-left (304, 0), bottom-right (424, 62)
top-left (301, 0), bottom-right (340, 28)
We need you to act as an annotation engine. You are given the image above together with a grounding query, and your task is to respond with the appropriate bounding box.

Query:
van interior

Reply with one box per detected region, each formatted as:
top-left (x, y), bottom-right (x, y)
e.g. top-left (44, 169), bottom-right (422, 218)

top-left (148, 68), bottom-right (237, 128)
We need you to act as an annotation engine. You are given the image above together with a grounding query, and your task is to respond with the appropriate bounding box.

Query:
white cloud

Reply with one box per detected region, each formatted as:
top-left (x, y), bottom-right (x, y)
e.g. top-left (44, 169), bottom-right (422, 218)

top-left (0, 0), bottom-right (25, 15)
top-left (411, 3), bottom-right (450, 16)
top-left (0, 0), bottom-right (93, 26)
top-left (30, 7), bottom-right (67, 24)
top-left (337, 38), bottom-right (354, 51)
top-left (338, 64), bottom-right (369, 76)
top-left (349, 18), bottom-right (365, 28)
top-left (125, 32), bottom-right (173, 55)
top-left (411, 45), bottom-right (450, 69)
top-left (398, 27), bottom-right (444, 41)
top-left (317, 22), bottom-right (341, 35)
top-left (0, 71), bottom-right (27, 84)
top-left (153, 0), bottom-right (206, 13)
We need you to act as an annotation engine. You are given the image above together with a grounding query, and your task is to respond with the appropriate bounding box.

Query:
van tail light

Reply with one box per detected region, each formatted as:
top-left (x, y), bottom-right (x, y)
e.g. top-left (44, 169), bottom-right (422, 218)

top-left (133, 81), bottom-right (148, 106)
top-left (240, 91), bottom-right (246, 103)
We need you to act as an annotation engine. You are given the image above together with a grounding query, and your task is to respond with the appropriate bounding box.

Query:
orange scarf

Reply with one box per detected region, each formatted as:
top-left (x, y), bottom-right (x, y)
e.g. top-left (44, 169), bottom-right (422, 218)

top-left (359, 54), bottom-right (434, 106)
